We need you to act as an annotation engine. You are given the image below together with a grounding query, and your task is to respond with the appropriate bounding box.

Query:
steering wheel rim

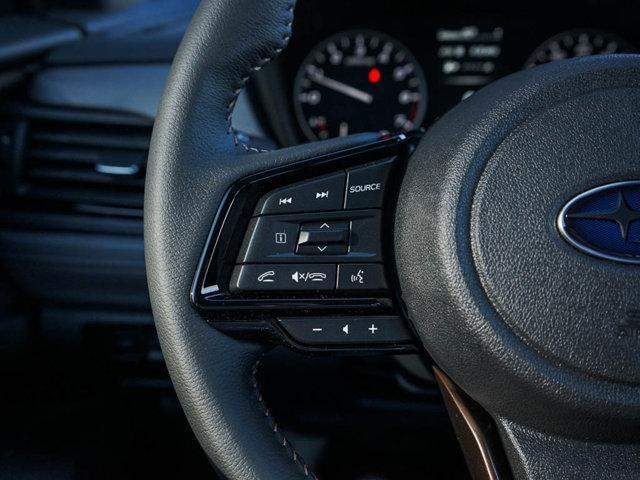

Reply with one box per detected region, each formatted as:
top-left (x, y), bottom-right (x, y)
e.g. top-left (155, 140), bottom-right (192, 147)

top-left (145, 1), bottom-right (640, 479)
top-left (145, 1), bottom-right (382, 478)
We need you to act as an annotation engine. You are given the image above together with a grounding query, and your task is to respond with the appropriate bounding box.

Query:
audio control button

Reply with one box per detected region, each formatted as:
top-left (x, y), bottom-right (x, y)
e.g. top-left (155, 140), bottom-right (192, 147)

top-left (278, 316), bottom-right (412, 346)
top-left (255, 172), bottom-right (345, 215)
top-left (344, 158), bottom-right (394, 209)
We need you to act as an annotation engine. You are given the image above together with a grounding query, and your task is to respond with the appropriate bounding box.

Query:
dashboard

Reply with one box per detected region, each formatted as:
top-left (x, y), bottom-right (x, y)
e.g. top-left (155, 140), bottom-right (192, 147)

top-left (1, 0), bottom-right (639, 311)
top-left (0, 2), bottom-right (639, 477)
top-left (258, 0), bottom-right (640, 146)
top-left (0, 0), bottom-right (639, 348)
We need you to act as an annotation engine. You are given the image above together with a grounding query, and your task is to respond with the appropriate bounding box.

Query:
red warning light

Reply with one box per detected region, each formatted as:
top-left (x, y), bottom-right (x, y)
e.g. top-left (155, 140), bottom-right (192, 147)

top-left (368, 67), bottom-right (381, 84)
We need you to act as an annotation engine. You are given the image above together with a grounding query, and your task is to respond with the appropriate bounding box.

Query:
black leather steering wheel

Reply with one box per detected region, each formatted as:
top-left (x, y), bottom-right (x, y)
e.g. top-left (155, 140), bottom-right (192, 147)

top-left (145, 1), bottom-right (640, 479)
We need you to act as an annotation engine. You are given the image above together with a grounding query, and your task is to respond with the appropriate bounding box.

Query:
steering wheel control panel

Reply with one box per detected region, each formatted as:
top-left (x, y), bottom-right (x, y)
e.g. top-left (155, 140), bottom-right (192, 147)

top-left (191, 134), bottom-right (417, 353)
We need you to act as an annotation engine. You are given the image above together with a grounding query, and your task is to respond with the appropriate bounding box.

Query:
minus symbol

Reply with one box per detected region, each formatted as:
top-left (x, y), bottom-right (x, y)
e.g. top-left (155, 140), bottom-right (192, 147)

top-left (312, 328), bottom-right (323, 332)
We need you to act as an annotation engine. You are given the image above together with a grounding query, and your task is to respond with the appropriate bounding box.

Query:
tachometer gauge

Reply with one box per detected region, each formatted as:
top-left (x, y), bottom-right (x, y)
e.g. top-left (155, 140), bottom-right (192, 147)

top-left (525, 30), bottom-right (634, 69)
top-left (294, 30), bottom-right (427, 141)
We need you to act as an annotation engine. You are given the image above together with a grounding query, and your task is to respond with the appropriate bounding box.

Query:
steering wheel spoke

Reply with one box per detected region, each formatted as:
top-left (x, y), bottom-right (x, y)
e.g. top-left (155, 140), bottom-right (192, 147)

top-left (190, 132), bottom-right (419, 354)
top-left (438, 367), bottom-right (640, 480)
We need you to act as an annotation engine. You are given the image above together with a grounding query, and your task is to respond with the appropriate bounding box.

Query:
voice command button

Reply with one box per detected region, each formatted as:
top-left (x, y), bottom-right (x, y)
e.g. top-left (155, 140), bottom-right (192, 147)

top-left (337, 264), bottom-right (388, 290)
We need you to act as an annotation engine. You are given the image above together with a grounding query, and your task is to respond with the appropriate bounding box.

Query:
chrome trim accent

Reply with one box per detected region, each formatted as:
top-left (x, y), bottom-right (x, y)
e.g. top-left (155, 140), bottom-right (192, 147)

top-left (95, 164), bottom-right (140, 176)
top-left (557, 180), bottom-right (640, 265)
top-left (434, 368), bottom-right (510, 480)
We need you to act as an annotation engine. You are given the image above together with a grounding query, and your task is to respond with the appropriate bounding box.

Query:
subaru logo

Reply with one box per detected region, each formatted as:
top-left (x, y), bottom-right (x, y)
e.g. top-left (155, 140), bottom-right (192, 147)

top-left (557, 181), bottom-right (640, 264)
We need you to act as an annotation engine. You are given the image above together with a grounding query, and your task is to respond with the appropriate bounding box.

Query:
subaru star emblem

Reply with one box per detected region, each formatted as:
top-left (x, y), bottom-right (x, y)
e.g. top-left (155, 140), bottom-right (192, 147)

top-left (557, 181), bottom-right (640, 264)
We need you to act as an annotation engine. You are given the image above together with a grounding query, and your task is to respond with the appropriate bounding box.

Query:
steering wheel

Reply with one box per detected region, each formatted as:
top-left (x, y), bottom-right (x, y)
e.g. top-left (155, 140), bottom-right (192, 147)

top-left (144, 0), bottom-right (640, 478)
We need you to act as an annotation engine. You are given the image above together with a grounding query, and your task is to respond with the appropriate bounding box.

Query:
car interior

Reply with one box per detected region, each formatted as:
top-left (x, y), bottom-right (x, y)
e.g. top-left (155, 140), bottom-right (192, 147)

top-left (1, 0), bottom-right (639, 479)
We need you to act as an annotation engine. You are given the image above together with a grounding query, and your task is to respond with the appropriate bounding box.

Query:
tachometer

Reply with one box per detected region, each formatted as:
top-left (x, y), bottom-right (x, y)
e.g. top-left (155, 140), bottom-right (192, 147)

top-left (525, 30), bottom-right (634, 69)
top-left (294, 30), bottom-right (427, 141)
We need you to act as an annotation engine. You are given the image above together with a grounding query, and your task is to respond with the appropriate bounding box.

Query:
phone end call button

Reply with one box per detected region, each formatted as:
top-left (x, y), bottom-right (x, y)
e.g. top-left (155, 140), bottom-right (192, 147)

top-left (230, 264), bottom-right (337, 292)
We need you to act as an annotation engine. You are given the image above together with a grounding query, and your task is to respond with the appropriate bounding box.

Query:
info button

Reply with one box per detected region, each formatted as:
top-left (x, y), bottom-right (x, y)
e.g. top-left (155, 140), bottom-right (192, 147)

top-left (344, 158), bottom-right (394, 209)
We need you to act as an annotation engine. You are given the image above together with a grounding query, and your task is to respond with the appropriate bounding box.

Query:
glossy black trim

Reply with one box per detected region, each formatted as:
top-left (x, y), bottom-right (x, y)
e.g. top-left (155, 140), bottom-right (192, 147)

top-left (189, 132), bottom-right (420, 352)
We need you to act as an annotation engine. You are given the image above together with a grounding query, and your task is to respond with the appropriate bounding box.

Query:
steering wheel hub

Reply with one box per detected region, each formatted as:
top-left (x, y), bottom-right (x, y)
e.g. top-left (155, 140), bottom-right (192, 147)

top-left (395, 56), bottom-right (640, 439)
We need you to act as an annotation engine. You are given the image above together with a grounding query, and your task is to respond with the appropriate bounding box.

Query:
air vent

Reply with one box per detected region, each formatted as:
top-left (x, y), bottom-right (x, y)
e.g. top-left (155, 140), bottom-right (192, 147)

top-left (16, 113), bottom-right (151, 216)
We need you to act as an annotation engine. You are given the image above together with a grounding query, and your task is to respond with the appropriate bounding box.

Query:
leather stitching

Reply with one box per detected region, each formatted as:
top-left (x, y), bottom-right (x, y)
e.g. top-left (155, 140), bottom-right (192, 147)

top-left (230, 3), bottom-right (322, 477)
top-left (252, 357), bottom-right (320, 480)
top-left (226, 2), bottom-right (295, 153)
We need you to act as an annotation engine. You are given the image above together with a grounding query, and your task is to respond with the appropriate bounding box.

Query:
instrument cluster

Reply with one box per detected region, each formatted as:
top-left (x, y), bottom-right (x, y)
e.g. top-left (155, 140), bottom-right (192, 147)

top-left (266, 0), bottom-right (640, 144)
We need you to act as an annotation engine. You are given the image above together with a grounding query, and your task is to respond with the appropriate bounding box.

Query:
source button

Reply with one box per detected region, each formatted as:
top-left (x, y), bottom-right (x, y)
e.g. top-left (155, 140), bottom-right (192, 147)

top-left (344, 158), bottom-right (394, 209)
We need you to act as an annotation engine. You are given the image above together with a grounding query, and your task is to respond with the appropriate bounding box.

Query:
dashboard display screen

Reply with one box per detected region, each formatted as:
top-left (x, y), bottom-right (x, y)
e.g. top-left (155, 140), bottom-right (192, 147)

top-left (524, 30), bottom-right (634, 68)
top-left (293, 30), bottom-right (427, 140)
top-left (269, 0), bottom-right (640, 144)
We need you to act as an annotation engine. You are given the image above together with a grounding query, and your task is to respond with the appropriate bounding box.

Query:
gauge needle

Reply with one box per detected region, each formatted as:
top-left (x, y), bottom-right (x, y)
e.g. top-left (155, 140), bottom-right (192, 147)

top-left (309, 71), bottom-right (373, 104)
